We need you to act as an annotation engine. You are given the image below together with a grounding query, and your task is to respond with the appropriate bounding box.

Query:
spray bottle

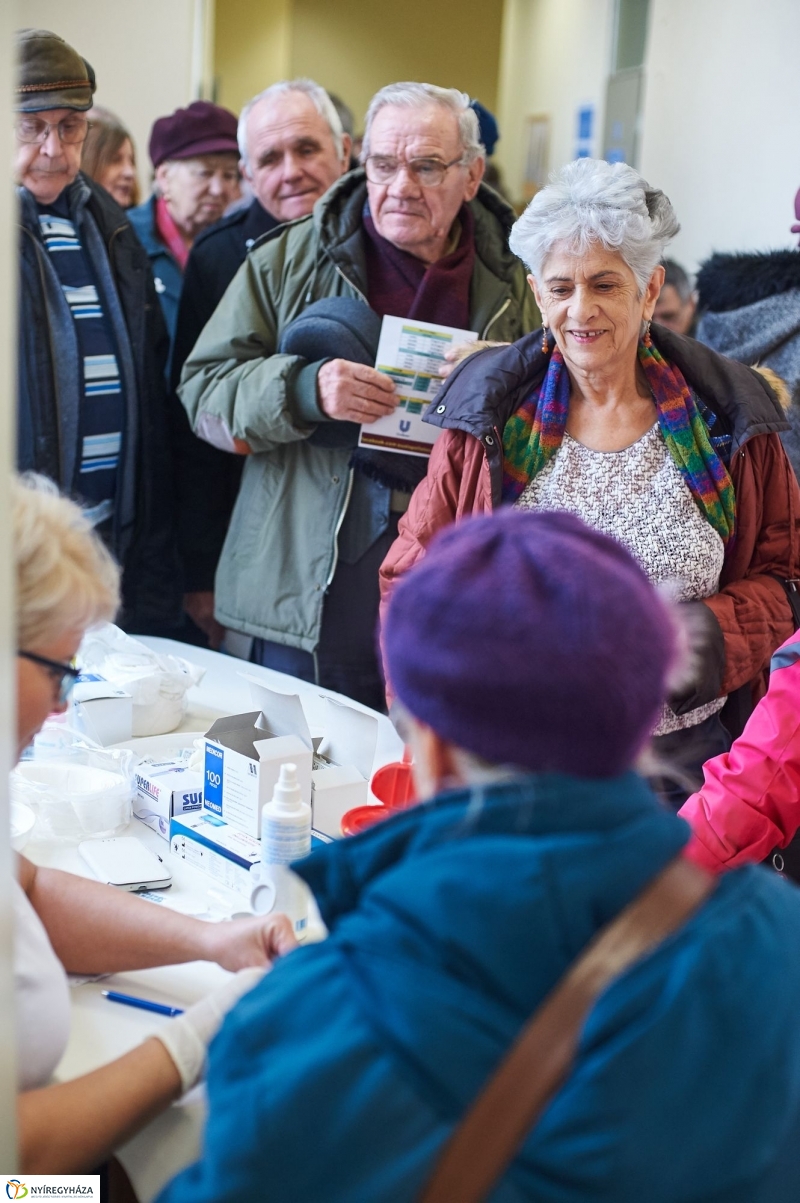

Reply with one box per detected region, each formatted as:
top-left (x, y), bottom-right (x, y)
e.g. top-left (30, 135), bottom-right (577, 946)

top-left (250, 762), bottom-right (311, 938)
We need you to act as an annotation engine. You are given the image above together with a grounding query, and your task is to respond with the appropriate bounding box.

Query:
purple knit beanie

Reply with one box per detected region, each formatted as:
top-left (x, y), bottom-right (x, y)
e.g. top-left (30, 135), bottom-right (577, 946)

top-left (384, 510), bottom-right (677, 779)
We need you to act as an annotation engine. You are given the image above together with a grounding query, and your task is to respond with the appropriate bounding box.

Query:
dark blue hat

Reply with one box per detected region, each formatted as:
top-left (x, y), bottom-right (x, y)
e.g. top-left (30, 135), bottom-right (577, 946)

top-left (470, 100), bottom-right (499, 157)
top-left (278, 297), bottom-right (381, 365)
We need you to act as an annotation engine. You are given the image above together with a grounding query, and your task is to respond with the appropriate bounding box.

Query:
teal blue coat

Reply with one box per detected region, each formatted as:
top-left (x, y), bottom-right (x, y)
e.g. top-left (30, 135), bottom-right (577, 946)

top-left (128, 197), bottom-right (182, 377)
top-left (158, 772), bottom-right (800, 1202)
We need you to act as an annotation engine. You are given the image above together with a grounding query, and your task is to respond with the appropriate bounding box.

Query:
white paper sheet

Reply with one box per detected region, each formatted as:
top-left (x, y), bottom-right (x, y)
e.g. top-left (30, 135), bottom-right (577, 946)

top-left (358, 315), bottom-right (477, 457)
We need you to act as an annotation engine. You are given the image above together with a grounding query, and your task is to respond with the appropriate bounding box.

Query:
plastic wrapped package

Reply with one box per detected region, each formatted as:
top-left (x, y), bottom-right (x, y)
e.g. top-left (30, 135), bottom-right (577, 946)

top-left (10, 802), bottom-right (35, 851)
top-left (77, 624), bottom-right (205, 736)
top-left (13, 723), bottom-right (135, 841)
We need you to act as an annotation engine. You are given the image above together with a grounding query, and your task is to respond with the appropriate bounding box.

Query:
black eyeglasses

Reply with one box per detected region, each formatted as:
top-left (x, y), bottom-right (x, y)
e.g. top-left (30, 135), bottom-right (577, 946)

top-left (18, 651), bottom-right (81, 705)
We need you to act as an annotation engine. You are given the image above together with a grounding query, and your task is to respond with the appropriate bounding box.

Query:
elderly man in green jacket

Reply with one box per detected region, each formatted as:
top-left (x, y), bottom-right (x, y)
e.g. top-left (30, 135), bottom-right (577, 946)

top-left (179, 81), bottom-right (538, 709)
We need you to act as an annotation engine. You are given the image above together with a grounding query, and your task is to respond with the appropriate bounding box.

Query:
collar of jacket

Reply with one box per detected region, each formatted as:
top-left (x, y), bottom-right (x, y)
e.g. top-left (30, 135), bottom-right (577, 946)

top-left (301, 169), bottom-right (524, 298)
top-left (295, 769), bottom-right (685, 929)
top-left (19, 173), bottom-right (135, 256)
top-left (192, 197), bottom-right (277, 252)
top-left (127, 194), bottom-right (170, 259)
top-left (425, 324), bottom-right (790, 456)
top-left (18, 171), bottom-right (92, 232)
top-left (697, 249), bottom-right (800, 313)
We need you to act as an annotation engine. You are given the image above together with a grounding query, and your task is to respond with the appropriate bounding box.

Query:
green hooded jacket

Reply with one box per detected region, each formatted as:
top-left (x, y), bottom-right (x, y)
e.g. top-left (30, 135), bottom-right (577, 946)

top-left (178, 171), bottom-right (540, 650)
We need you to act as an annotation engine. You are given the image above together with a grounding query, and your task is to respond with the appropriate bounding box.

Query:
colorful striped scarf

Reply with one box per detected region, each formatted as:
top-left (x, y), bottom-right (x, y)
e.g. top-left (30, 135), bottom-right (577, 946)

top-left (501, 342), bottom-right (736, 543)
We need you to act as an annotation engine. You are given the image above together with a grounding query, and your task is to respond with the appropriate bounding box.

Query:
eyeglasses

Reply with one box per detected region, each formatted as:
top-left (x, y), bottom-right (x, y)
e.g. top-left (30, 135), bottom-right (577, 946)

top-left (363, 154), bottom-right (466, 188)
top-left (15, 116), bottom-right (90, 145)
top-left (18, 650), bottom-right (81, 705)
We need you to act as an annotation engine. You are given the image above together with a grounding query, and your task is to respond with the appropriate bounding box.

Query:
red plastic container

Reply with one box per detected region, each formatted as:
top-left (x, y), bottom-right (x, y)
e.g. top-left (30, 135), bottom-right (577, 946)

top-left (340, 805), bottom-right (392, 837)
top-left (370, 747), bottom-right (417, 810)
top-left (341, 750), bottom-right (418, 837)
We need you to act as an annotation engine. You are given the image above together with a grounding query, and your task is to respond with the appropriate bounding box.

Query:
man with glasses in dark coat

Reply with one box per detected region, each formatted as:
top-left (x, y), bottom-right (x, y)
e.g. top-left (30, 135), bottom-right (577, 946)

top-left (15, 28), bottom-right (179, 632)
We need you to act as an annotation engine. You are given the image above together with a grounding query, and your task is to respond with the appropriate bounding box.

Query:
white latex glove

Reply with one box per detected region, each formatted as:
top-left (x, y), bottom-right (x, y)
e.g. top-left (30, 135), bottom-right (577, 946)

top-left (155, 966), bottom-right (265, 1093)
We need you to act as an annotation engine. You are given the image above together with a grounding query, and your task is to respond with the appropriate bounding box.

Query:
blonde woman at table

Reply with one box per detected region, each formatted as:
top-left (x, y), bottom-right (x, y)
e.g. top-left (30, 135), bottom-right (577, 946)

top-left (11, 474), bottom-right (297, 1173)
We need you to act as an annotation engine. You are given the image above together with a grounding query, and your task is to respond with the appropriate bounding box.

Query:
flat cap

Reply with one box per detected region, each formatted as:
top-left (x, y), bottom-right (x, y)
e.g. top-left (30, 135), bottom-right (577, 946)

top-left (16, 28), bottom-right (95, 113)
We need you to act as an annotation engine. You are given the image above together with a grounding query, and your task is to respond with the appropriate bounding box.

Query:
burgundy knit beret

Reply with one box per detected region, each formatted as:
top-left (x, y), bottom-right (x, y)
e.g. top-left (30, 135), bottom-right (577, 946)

top-left (148, 101), bottom-right (239, 168)
top-left (383, 510), bottom-right (676, 779)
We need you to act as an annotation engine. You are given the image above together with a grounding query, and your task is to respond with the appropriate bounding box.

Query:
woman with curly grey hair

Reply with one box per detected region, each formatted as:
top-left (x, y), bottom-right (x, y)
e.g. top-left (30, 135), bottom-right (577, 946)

top-left (381, 158), bottom-right (800, 804)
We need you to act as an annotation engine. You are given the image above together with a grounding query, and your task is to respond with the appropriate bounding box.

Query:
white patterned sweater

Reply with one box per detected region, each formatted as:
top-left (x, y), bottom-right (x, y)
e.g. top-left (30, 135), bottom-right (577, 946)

top-left (515, 422), bottom-right (726, 735)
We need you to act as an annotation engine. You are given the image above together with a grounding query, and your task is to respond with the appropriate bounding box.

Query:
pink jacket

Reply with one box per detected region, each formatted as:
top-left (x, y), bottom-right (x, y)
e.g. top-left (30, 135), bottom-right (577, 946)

top-left (680, 629), bottom-right (800, 870)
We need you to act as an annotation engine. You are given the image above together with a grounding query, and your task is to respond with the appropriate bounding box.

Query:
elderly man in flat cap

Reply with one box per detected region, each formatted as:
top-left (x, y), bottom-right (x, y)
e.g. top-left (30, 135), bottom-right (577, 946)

top-left (15, 28), bottom-right (178, 633)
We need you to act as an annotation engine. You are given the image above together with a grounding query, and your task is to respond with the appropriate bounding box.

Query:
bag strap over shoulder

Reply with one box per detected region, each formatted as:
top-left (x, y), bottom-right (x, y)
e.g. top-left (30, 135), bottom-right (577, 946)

top-left (419, 854), bottom-right (717, 1203)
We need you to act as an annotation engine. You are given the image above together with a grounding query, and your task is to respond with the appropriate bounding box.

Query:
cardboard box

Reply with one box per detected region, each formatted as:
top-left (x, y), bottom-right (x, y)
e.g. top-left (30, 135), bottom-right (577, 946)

top-left (134, 758), bottom-right (203, 840)
top-left (170, 811), bottom-right (261, 897)
top-left (71, 673), bottom-right (133, 746)
top-left (202, 678), bottom-right (313, 838)
top-left (311, 697), bottom-right (379, 838)
top-left (170, 811), bottom-right (332, 900)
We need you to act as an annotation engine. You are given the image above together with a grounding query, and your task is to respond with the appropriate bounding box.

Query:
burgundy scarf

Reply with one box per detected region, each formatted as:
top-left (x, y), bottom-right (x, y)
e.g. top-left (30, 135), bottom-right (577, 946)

top-left (362, 203), bottom-right (475, 329)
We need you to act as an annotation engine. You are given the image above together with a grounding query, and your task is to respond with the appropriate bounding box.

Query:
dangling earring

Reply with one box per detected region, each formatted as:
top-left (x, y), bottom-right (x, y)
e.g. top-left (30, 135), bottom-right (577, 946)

top-left (643, 319), bottom-right (652, 348)
top-left (541, 324), bottom-right (549, 354)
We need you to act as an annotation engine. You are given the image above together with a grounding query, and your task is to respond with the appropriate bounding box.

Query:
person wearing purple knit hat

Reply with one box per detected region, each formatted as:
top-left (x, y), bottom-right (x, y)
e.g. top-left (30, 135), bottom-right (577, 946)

top-left (129, 100), bottom-right (241, 360)
top-left (158, 506), bottom-right (800, 1203)
top-left (385, 508), bottom-right (675, 782)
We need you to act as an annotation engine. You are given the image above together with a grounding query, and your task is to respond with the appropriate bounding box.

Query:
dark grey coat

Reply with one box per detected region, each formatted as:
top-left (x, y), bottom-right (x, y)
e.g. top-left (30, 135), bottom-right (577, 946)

top-left (18, 174), bottom-right (180, 630)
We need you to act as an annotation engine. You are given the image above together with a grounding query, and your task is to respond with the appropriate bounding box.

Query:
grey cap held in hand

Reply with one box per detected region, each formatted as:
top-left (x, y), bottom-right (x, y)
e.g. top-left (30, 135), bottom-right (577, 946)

top-left (15, 28), bottom-right (96, 113)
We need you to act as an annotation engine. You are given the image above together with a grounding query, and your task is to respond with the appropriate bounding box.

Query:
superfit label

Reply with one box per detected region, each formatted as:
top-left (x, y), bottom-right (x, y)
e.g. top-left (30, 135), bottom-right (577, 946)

top-left (204, 744), bottom-right (224, 815)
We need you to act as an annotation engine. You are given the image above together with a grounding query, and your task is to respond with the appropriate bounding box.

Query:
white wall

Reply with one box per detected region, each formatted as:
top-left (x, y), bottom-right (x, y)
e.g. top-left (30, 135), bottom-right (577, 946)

top-left (497, 0), bottom-right (800, 275)
top-left (20, 0), bottom-right (209, 196)
top-left (640, 0), bottom-right (800, 272)
top-left (1, 2), bottom-right (22, 1170)
top-left (495, 0), bottom-right (614, 203)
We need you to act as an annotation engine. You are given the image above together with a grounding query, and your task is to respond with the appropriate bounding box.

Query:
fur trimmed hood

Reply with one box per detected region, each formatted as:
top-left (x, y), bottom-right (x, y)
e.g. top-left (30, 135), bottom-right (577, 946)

top-left (697, 249), bottom-right (800, 313)
top-left (754, 366), bottom-right (792, 411)
top-left (695, 249), bottom-right (800, 478)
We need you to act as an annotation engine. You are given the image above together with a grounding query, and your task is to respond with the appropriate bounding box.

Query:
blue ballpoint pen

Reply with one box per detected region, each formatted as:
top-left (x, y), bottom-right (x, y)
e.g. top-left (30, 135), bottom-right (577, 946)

top-left (102, 989), bottom-right (184, 1017)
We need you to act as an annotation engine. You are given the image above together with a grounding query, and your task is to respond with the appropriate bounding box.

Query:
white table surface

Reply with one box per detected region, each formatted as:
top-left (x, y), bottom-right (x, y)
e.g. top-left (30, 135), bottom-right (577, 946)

top-left (25, 638), bottom-right (403, 1201)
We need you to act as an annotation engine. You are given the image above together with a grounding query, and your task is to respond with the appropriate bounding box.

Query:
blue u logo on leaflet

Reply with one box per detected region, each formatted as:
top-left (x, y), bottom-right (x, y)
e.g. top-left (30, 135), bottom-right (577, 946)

top-left (204, 743), bottom-right (224, 815)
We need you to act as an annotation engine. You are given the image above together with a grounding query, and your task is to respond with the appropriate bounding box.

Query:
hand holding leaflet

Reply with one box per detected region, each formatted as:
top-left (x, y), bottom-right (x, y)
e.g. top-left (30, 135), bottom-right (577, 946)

top-left (358, 315), bottom-right (477, 456)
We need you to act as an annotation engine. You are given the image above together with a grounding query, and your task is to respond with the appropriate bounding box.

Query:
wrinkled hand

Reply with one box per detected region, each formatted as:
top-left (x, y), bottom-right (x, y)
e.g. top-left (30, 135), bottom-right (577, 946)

top-left (183, 591), bottom-right (225, 650)
top-left (317, 359), bottom-right (397, 423)
top-left (204, 912), bottom-right (298, 973)
top-left (155, 967), bottom-right (266, 1093)
top-left (439, 340), bottom-right (510, 379)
